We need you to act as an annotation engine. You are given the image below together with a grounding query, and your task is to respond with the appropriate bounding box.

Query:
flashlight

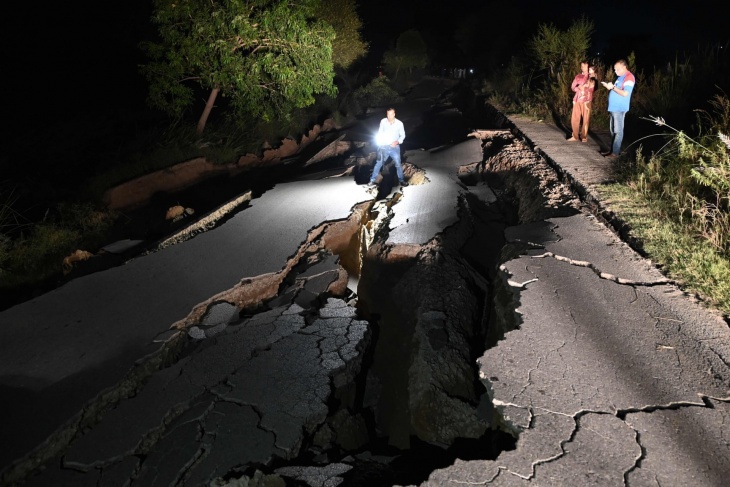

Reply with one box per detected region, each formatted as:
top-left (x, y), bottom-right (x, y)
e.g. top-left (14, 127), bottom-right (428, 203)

top-left (375, 132), bottom-right (391, 147)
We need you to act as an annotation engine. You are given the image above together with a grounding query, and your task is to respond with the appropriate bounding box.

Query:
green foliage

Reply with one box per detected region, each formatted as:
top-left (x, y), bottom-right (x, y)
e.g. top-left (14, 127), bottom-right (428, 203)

top-left (598, 183), bottom-right (730, 315)
top-left (5, 224), bottom-right (79, 280)
top-left (528, 17), bottom-right (594, 121)
top-left (314, 0), bottom-right (368, 69)
top-left (632, 54), bottom-right (695, 121)
top-left (0, 202), bottom-right (118, 289)
top-left (382, 29), bottom-right (429, 84)
top-left (482, 58), bottom-right (537, 115)
top-left (631, 44), bottom-right (730, 136)
top-left (637, 110), bottom-right (729, 208)
top-left (483, 18), bottom-right (595, 123)
top-left (529, 18), bottom-right (593, 76)
top-left (0, 183), bottom-right (30, 236)
top-left (57, 202), bottom-right (118, 244)
top-left (140, 0), bottom-right (338, 124)
top-left (352, 76), bottom-right (402, 114)
top-left (593, 93), bottom-right (730, 316)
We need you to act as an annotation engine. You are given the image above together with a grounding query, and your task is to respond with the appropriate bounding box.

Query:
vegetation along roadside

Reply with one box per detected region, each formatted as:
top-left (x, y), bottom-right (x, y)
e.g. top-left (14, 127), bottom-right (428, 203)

top-left (2, 8), bottom-right (729, 323)
top-left (483, 18), bottom-right (730, 317)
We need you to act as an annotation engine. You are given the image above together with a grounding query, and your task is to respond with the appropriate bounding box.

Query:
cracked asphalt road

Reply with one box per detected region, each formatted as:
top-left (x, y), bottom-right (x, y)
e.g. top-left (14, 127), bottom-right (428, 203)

top-left (1, 78), bottom-right (729, 487)
top-left (419, 118), bottom-right (730, 487)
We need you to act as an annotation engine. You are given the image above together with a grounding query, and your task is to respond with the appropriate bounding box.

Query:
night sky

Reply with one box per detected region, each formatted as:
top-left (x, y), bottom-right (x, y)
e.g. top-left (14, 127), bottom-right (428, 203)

top-left (4, 0), bottom-right (726, 145)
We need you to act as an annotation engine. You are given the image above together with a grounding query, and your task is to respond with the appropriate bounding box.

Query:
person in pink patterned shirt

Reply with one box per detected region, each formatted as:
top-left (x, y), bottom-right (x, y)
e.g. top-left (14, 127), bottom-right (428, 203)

top-left (579, 65), bottom-right (597, 142)
top-left (568, 61), bottom-right (595, 142)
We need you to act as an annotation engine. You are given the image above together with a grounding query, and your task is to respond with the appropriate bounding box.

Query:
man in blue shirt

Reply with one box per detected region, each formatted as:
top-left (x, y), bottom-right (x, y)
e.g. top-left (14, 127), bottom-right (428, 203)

top-left (600, 59), bottom-right (636, 158)
top-left (368, 107), bottom-right (408, 187)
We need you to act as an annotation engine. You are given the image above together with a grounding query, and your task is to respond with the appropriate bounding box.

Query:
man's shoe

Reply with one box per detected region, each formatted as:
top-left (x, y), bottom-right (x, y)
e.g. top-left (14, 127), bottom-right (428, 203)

top-left (367, 181), bottom-right (377, 188)
top-left (399, 180), bottom-right (409, 187)
top-left (599, 150), bottom-right (612, 156)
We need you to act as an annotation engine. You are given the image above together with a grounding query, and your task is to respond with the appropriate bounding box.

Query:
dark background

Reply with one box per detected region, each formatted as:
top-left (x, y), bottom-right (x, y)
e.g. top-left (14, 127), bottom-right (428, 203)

top-left (2, 0), bottom-right (726, 171)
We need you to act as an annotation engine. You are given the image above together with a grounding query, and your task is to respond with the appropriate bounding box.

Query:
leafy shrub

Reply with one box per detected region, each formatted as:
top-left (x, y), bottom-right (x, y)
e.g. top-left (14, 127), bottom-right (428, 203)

top-left (352, 76), bottom-right (402, 114)
top-left (1, 224), bottom-right (80, 287)
top-left (631, 102), bottom-right (730, 257)
top-left (0, 201), bottom-right (119, 289)
top-left (528, 17), bottom-right (594, 123)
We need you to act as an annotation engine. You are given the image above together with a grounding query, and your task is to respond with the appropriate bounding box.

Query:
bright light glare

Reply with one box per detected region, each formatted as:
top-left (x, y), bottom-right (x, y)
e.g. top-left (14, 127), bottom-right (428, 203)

top-left (375, 132), bottom-right (391, 146)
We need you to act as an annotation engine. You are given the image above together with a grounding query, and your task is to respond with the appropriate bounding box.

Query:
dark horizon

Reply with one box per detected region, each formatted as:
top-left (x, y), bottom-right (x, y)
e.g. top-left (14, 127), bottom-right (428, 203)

top-left (4, 0), bottom-right (727, 136)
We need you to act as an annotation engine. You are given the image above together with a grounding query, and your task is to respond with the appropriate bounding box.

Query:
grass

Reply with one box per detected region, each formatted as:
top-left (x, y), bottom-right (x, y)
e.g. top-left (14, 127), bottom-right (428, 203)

top-left (598, 183), bottom-right (730, 315)
top-left (479, 25), bottom-right (730, 318)
top-left (593, 103), bottom-right (730, 316)
top-left (0, 201), bottom-right (120, 291)
top-left (0, 113), bottom-right (261, 296)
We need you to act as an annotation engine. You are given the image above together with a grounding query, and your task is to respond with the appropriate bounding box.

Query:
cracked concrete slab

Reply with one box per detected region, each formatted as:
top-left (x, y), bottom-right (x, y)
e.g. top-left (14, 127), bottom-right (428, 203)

top-left (492, 411), bottom-right (578, 480)
top-left (7, 79), bottom-right (730, 487)
top-left (542, 214), bottom-right (670, 284)
top-left (276, 463), bottom-right (352, 487)
top-left (387, 139), bottom-right (484, 246)
top-left (533, 413), bottom-right (640, 486)
top-left (26, 295), bottom-right (369, 486)
top-left (624, 404), bottom-right (730, 486)
top-left (424, 210), bottom-right (730, 486)
top-left (504, 220), bottom-right (560, 248)
top-left (408, 121), bottom-right (730, 485)
top-left (0, 178), bottom-right (373, 477)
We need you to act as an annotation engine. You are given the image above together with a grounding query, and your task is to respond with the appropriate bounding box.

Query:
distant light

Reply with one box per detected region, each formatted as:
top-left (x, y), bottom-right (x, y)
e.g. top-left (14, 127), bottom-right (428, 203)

top-left (469, 68), bottom-right (474, 74)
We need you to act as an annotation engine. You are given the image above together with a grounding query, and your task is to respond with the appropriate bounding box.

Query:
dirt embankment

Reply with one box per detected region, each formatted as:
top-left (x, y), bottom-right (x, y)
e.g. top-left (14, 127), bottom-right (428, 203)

top-left (103, 119), bottom-right (338, 211)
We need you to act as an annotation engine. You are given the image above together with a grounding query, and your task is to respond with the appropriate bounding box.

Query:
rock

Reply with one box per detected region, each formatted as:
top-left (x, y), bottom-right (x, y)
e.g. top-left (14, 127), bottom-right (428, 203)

top-left (62, 249), bottom-right (94, 274)
top-left (166, 205), bottom-right (185, 220)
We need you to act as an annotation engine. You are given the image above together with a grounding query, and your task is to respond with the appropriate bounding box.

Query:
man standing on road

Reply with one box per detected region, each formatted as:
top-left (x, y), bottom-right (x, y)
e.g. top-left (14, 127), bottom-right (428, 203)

top-left (568, 60), bottom-right (591, 142)
top-left (600, 59), bottom-right (636, 158)
top-left (368, 107), bottom-right (408, 188)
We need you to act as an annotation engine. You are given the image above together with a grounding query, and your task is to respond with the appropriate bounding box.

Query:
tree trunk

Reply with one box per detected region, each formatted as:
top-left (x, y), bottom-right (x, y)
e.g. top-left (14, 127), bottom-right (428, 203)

top-left (196, 86), bottom-right (220, 135)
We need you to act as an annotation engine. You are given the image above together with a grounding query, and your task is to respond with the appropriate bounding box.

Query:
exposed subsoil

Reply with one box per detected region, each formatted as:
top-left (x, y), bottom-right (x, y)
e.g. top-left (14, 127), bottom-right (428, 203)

top-left (0, 78), bottom-right (596, 486)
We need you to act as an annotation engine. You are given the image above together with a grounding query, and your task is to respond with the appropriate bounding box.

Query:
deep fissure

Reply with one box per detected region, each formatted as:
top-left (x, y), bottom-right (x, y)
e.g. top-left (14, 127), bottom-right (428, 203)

top-left (7, 108), bottom-right (580, 486)
top-left (220, 129), bottom-right (551, 486)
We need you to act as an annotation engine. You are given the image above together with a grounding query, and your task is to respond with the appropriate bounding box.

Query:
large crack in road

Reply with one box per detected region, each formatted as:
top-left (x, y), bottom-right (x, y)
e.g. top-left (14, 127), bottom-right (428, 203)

top-left (423, 129), bottom-right (730, 486)
top-left (7, 103), bottom-right (729, 487)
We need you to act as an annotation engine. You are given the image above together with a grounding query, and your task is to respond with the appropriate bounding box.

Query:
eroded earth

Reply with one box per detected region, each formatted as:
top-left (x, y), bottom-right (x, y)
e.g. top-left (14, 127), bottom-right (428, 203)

top-left (2, 83), bottom-right (729, 487)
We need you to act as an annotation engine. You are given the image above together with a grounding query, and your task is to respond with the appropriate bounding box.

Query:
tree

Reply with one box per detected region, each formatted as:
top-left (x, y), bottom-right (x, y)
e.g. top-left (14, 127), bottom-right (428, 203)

top-left (529, 17), bottom-right (593, 78)
top-left (528, 17), bottom-right (594, 120)
top-left (382, 29), bottom-right (429, 82)
top-left (140, 0), bottom-right (337, 135)
top-left (314, 0), bottom-right (368, 69)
